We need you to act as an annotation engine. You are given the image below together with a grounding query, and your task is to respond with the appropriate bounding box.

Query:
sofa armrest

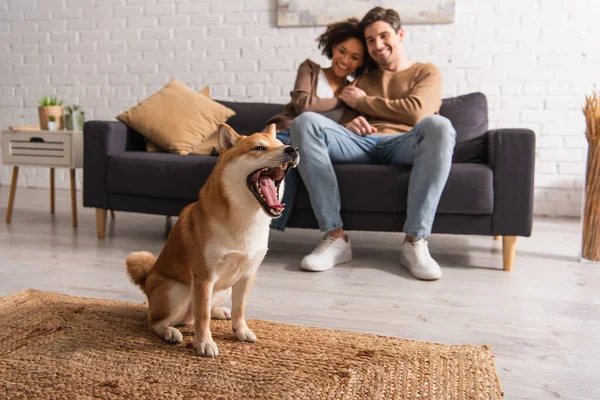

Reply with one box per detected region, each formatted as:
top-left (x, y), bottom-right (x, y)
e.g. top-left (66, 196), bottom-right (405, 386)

top-left (487, 128), bottom-right (536, 236)
top-left (83, 121), bottom-right (129, 209)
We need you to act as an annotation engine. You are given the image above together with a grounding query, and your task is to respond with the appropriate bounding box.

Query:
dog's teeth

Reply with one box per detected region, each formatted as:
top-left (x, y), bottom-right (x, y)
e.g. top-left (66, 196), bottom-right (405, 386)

top-left (257, 186), bottom-right (266, 201)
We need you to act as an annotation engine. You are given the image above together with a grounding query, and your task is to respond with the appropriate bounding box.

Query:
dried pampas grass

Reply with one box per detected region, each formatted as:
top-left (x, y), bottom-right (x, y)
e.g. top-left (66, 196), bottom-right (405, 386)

top-left (582, 89), bottom-right (600, 261)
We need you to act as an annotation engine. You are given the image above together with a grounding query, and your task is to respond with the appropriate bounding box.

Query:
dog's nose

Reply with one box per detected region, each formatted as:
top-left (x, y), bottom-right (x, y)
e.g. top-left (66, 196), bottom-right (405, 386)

top-left (284, 146), bottom-right (298, 155)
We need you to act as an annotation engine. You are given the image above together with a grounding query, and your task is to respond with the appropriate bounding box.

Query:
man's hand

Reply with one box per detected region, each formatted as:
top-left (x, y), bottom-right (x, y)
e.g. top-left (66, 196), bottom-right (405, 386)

top-left (345, 116), bottom-right (377, 136)
top-left (339, 86), bottom-right (367, 109)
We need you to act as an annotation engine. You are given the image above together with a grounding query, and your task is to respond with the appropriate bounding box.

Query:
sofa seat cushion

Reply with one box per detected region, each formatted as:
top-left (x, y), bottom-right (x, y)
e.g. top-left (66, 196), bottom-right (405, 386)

top-left (294, 163), bottom-right (494, 215)
top-left (107, 153), bottom-right (493, 216)
top-left (107, 152), bottom-right (217, 201)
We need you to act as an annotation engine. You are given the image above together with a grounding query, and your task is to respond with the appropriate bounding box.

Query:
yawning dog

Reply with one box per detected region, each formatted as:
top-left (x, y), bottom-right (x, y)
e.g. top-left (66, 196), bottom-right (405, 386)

top-left (125, 123), bottom-right (299, 357)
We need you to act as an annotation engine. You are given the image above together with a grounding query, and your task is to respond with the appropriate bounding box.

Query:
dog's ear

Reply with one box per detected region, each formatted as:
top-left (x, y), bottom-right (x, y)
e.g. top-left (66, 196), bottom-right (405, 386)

top-left (262, 123), bottom-right (277, 138)
top-left (218, 123), bottom-right (240, 151)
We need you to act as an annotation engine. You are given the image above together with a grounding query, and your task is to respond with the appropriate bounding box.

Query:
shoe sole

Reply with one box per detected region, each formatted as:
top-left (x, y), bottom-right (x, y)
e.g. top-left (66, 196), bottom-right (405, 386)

top-left (300, 252), bottom-right (353, 272)
top-left (400, 252), bottom-right (441, 281)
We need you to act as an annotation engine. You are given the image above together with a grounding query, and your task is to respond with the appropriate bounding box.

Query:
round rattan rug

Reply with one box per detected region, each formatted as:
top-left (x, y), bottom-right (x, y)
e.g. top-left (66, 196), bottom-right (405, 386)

top-left (0, 289), bottom-right (503, 399)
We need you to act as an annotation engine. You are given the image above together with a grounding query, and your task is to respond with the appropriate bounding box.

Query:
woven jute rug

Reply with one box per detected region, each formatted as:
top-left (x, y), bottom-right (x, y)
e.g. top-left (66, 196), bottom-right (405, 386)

top-left (0, 289), bottom-right (503, 399)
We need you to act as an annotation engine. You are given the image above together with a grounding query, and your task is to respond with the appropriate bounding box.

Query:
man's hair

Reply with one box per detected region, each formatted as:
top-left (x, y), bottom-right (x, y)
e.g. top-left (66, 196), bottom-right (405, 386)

top-left (316, 18), bottom-right (370, 77)
top-left (359, 7), bottom-right (402, 34)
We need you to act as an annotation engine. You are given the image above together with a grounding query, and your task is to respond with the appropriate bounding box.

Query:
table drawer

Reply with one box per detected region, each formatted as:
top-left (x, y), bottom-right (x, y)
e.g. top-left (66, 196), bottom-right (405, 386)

top-left (1, 132), bottom-right (72, 167)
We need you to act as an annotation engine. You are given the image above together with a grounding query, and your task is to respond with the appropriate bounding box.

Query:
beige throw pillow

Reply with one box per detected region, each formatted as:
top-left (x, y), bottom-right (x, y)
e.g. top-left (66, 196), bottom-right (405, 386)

top-left (116, 80), bottom-right (235, 155)
top-left (145, 86), bottom-right (212, 153)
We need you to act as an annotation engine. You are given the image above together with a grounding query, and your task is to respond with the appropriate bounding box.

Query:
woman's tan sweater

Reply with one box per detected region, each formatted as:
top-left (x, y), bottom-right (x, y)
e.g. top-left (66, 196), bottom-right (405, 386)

top-left (266, 59), bottom-right (348, 132)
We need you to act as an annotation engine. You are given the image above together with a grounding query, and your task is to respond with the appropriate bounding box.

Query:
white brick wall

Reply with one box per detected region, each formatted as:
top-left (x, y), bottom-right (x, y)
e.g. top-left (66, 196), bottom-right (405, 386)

top-left (0, 0), bottom-right (598, 218)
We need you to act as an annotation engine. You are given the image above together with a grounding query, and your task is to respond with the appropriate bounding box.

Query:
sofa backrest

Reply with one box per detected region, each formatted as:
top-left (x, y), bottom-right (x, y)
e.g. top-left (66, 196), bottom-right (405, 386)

top-left (125, 93), bottom-right (489, 160)
top-left (125, 101), bottom-right (286, 152)
top-left (219, 92), bottom-right (489, 163)
top-left (439, 92), bottom-right (488, 163)
top-left (125, 124), bottom-right (148, 151)
top-left (216, 101), bottom-right (284, 136)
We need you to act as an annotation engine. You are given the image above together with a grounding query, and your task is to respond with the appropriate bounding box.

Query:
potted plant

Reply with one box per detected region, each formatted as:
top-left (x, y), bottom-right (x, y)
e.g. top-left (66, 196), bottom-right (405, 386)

top-left (47, 115), bottom-right (58, 131)
top-left (38, 96), bottom-right (64, 130)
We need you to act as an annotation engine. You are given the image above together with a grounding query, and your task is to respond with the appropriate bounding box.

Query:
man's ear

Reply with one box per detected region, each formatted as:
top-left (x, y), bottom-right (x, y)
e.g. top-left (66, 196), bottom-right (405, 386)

top-left (397, 27), bottom-right (405, 42)
top-left (218, 123), bottom-right (241, 151)
top-left (262, 123), bottom-right (277, 139)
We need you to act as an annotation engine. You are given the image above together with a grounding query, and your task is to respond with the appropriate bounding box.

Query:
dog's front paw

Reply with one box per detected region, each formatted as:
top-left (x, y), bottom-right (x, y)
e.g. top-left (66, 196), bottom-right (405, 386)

top-left (211, 306), bottom-right (231, 320)
top-left (197, 339), bottom-right (219, 358)
top-left (235, 326), bottom-right (257, 343)
top-left (164, 327), bottom-right (183, 344)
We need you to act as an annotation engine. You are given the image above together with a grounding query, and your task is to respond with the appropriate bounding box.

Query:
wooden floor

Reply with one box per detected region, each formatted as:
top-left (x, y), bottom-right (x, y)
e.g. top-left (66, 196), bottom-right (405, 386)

top-left (1, 186), bottom-right (599, 400)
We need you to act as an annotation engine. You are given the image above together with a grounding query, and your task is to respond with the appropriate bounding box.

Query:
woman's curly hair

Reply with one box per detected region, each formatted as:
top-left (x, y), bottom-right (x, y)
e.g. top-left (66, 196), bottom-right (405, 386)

top-left (316, 18), bottom-right (375, 77)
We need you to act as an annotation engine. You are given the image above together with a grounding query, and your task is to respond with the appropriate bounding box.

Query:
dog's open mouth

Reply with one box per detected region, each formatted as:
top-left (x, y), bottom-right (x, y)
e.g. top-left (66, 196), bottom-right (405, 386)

top-left (247, 162), bottom-right (295, 218)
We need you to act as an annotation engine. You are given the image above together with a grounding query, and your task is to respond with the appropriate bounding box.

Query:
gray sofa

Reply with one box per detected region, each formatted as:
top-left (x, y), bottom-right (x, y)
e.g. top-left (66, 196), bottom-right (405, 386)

top-left (83, 92), bottom-right (535, 271)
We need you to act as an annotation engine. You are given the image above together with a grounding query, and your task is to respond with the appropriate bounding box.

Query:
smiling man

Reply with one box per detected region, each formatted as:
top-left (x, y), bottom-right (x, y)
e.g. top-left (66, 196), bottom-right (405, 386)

top-left (288, 7), bottom-right (457, 280)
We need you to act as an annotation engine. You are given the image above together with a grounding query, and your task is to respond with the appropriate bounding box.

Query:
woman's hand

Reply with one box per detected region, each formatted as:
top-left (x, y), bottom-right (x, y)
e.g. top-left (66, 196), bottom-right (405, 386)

top-left (339, 85), bottom-right (366, 109)
top-left (345, 116), bottom-right (377, 136)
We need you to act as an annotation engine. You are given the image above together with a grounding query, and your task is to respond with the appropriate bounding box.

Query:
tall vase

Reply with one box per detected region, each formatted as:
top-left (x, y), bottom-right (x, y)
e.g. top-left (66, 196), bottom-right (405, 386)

top-left (580, 139), bottom-right (600, 263)
top-left (65, 113), bottom-right (74, 130)
top-left (76, 112), bottom-right (85, 131)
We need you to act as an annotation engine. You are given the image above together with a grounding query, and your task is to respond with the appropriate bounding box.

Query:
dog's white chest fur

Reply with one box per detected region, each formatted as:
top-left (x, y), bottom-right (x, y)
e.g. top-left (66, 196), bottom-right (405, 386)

top-left (204, 213), bottom-right (270, 290)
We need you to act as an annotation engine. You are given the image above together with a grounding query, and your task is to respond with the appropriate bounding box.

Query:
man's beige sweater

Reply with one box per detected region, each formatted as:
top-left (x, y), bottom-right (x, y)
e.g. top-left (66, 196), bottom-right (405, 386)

top-left (342, 62), bottom-right (443, 133)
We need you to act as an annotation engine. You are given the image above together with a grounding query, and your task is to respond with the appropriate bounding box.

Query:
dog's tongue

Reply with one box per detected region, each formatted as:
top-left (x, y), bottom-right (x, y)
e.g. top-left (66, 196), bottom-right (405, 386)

top-left (259, 176), bottom-right (282, 209)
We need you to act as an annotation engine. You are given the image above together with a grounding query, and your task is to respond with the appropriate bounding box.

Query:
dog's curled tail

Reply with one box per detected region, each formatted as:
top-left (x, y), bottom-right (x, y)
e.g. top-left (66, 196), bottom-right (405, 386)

top-left (126, 251), bottom-right (156, 289)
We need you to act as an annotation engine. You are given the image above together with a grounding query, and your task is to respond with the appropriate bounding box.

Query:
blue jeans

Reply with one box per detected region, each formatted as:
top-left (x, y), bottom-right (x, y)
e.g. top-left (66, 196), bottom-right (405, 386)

top-left (270, 129), bottom-right (300, 231)
top-left (280, 112), bottom-right (456, 238)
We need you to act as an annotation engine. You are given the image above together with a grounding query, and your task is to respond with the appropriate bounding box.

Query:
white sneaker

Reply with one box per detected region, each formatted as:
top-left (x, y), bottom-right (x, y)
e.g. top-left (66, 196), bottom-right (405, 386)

top-left (400, 239), bottom-right (442, 280)
top-left (300, 235), bottom-right (353, 272)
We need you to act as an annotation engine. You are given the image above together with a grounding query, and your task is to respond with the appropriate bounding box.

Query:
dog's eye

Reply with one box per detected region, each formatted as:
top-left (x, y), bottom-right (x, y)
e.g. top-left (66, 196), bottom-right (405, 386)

top-left (254, 146), bottom-right (266, 151)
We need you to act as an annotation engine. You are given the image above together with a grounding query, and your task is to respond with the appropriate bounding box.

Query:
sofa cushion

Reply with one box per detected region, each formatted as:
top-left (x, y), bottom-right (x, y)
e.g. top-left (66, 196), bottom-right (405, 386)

top-left (107, 152), bottom-right (217, 201)
top-left (116, 79), bottom-right (235, 155)
top-left (294, 163), bottom-right (493, 215)
top-left (439, 92), bottom-right (488, 163)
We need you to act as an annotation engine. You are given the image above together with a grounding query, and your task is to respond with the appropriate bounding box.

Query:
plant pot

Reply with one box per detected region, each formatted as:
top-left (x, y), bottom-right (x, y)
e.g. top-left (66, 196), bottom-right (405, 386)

top-left (65, 114), bottom-right (74, 130)
top-left (48, 121), bottom-right (58, 131)
top-left (76, 112), bottom-right (85, 131)
top-left (38, 106), bottom-right (64, 130)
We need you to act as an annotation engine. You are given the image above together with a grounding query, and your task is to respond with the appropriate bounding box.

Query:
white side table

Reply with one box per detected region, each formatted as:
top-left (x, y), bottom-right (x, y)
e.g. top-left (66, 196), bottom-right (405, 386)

top-left (1, 129), bottom-right (83, 228)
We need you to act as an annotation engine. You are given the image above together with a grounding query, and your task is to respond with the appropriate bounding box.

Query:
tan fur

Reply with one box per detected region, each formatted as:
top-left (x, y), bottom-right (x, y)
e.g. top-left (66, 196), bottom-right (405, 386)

top-left (125, 123), bottom-right (298, 357)
top-left (125, 251), bottom-right (156, 290)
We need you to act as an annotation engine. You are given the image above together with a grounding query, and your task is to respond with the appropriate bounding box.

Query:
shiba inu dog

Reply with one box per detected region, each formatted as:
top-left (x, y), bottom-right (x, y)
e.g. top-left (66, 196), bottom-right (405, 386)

top-left (126, 123), bottom-right (299, 357)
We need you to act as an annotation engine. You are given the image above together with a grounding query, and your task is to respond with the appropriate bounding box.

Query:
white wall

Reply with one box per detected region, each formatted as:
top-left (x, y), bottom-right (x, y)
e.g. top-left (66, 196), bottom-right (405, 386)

top-left (1, 0), bottom-right (598, 216)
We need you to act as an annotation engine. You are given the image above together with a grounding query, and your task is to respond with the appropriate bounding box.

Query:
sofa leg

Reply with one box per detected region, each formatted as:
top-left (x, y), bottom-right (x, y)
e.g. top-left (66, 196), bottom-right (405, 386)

top-left (96, 208), bottom-right (107, 238)
top-left (502, 236), bottom-right (517, 271)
